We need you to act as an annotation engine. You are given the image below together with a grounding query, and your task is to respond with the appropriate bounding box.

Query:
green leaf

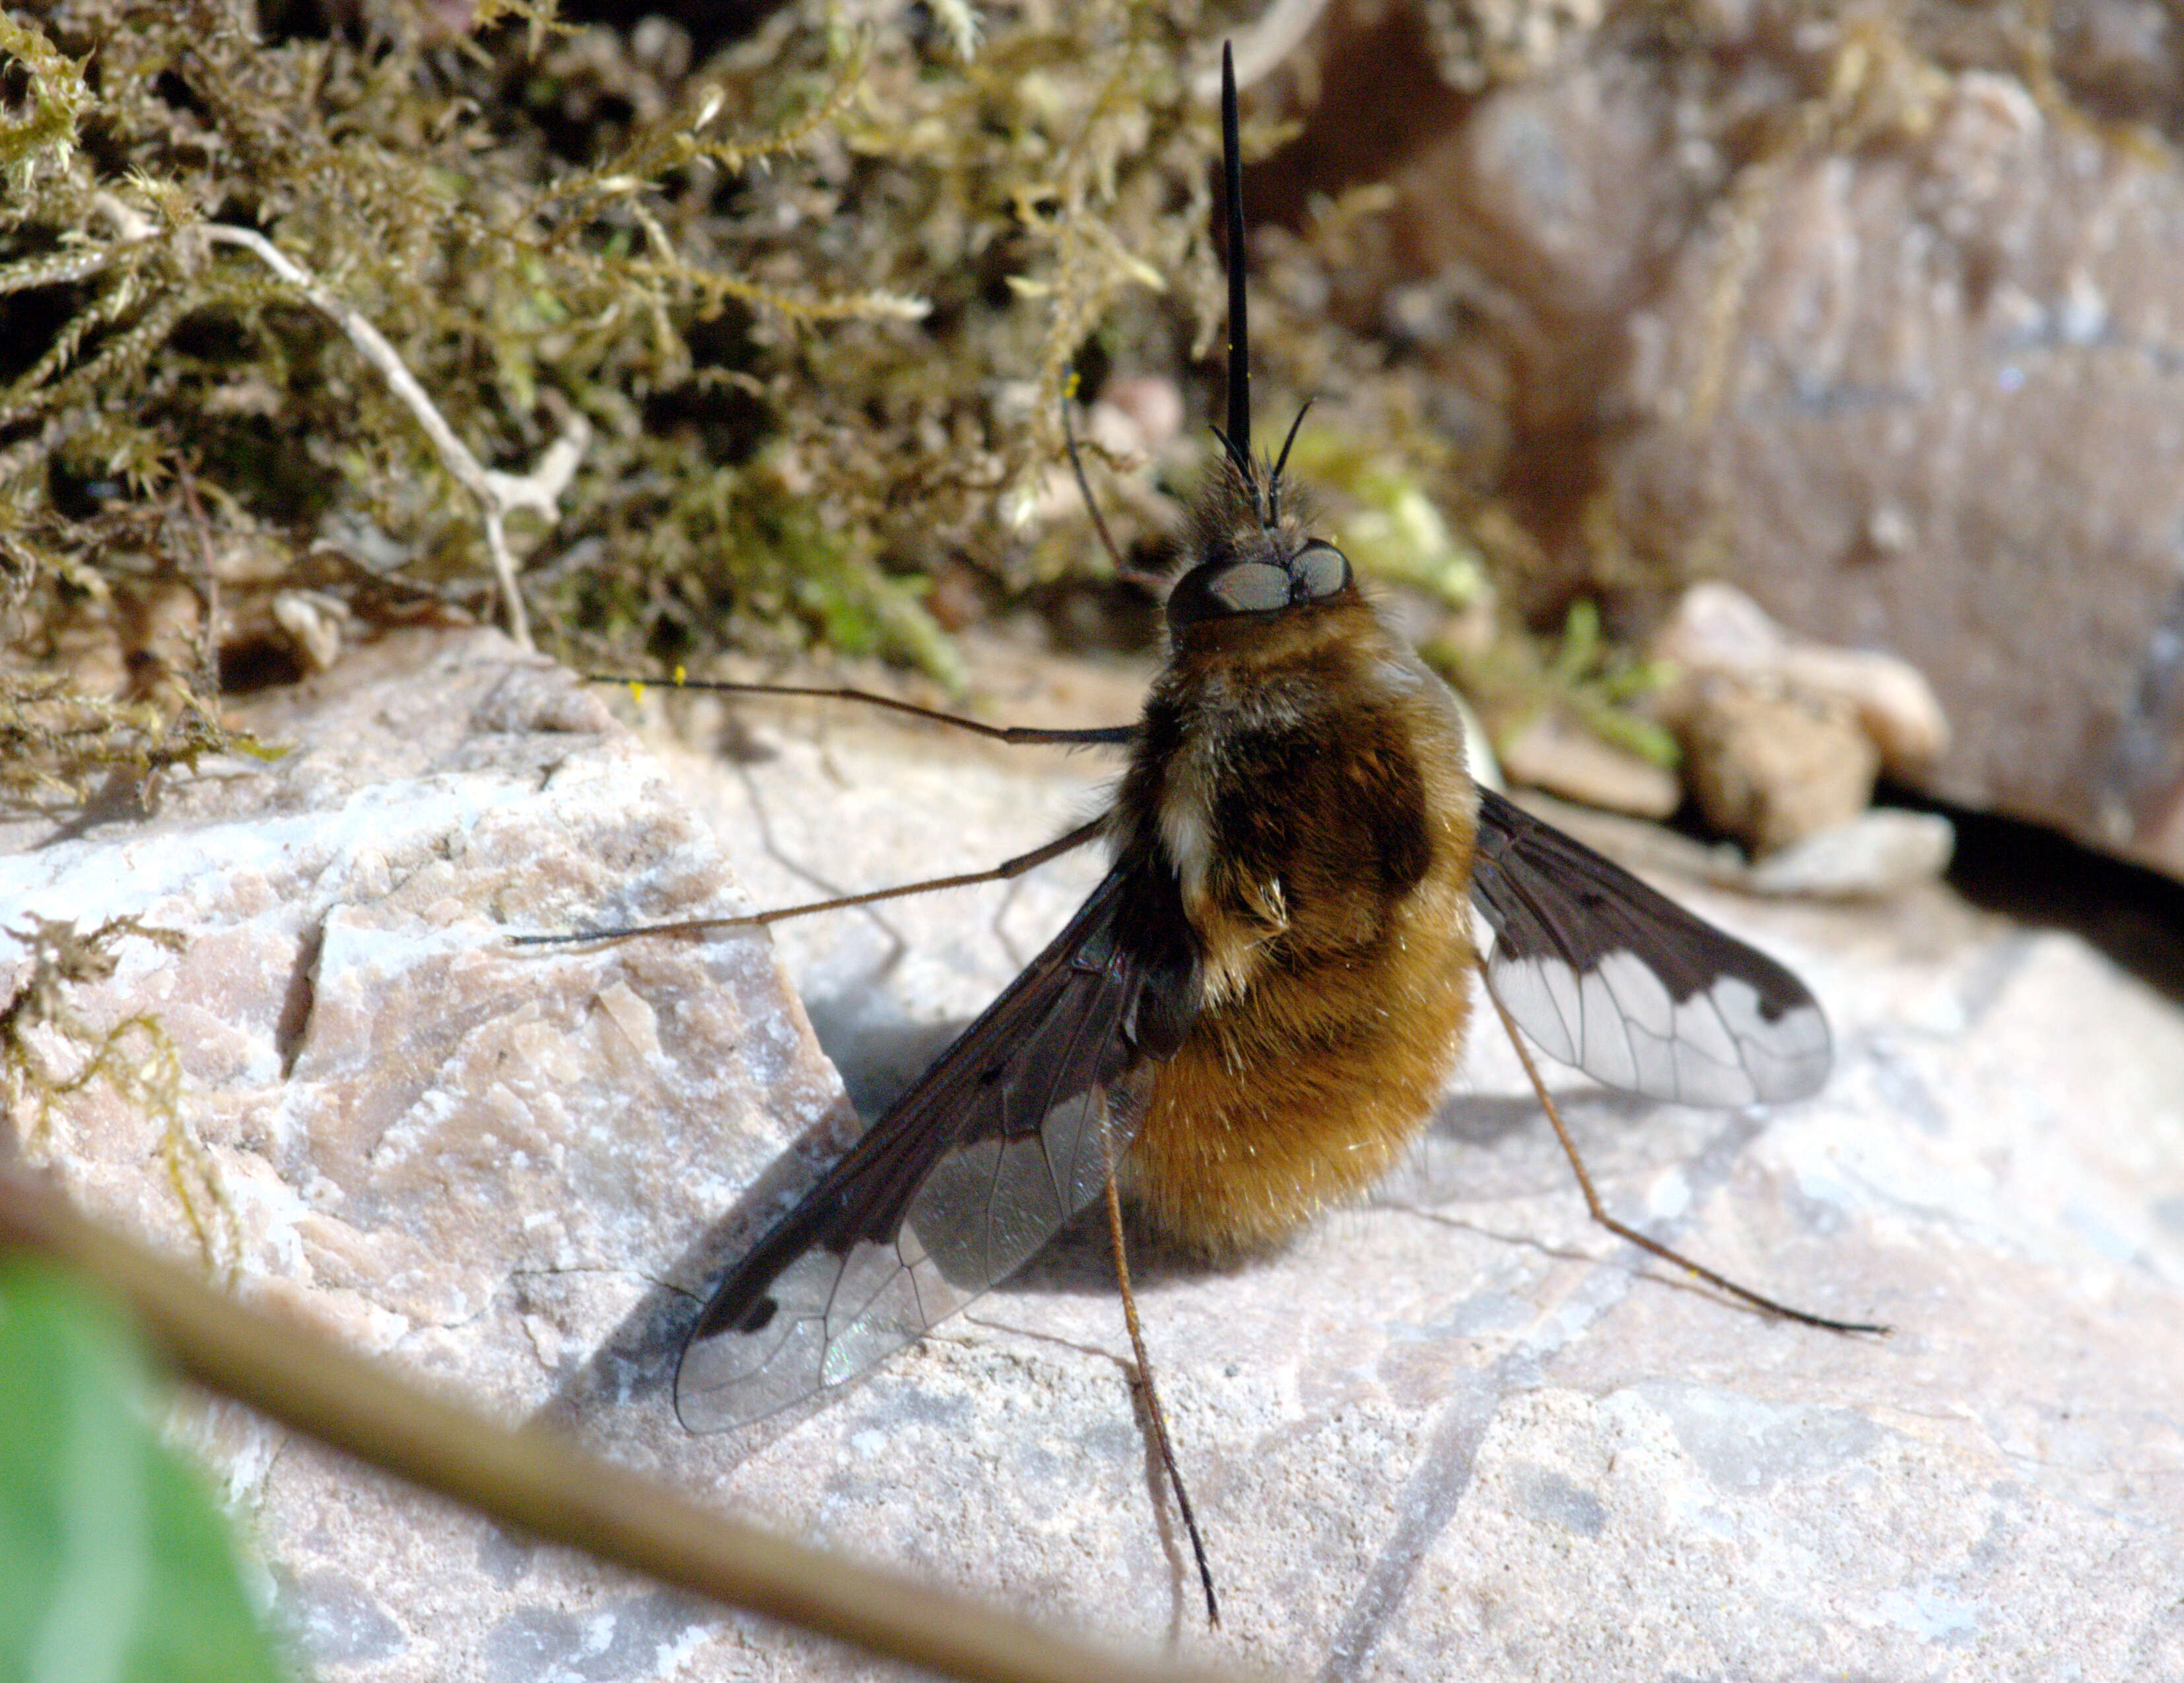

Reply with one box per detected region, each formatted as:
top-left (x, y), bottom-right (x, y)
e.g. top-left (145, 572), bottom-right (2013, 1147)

top-left (0, 1260), bottom-right (293, 1683)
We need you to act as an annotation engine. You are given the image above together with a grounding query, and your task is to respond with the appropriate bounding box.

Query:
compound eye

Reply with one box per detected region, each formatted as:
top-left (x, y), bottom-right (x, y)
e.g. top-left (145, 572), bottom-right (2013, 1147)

top-left (1205, 561), bottom-right (1291, 614)
top-left (1293, 541), bottom-right (1349, 601)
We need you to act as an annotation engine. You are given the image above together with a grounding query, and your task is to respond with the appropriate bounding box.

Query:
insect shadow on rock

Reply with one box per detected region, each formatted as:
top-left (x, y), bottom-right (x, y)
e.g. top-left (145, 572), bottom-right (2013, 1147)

top-left (524, 42), bottom-right (1887, 1630)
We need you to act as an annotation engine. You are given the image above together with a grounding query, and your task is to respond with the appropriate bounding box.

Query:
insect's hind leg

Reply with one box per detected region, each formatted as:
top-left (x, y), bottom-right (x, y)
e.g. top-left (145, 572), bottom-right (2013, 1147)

top-left (1477, 955), bottom-right (1890, 1338)
top-left (1103, 1175), bottom-right (1221, 1629)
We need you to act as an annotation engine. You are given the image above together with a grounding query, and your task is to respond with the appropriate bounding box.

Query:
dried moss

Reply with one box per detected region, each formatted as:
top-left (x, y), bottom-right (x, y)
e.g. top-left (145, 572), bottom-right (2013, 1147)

top-left (1, 912), bottom-right (237, 1275)
top-left (1, 0), bottom-right (1536, 724)
top-left (0, 0), bottom-right (2144, 808)
top-left (0, 673), bottom-right (279, 811)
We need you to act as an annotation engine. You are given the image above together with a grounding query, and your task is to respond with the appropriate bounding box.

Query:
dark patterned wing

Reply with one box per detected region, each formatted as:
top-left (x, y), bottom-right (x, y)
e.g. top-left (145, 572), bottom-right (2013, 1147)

top-left (1470, 788), bottom-right (1830, 1106)
top-left (677, 862), bottom-right (1194, 1431)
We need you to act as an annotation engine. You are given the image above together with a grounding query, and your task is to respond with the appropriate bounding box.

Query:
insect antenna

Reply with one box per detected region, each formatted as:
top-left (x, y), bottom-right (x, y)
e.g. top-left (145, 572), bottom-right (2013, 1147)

top-left (1478, 955), bottom-right (1890, 1336)
top-left (1266, 396), bottom-right (1314, 524)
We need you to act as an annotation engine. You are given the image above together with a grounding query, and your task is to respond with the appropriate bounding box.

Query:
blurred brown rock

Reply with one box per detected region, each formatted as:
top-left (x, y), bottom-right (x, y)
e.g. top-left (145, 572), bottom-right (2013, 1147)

top-left (1258, 1), bottom-right (2184, 883)
top-left (1676, 672), bottom-right (1881, 852)
top-left (1652, 581), bottom-right (1950, 780)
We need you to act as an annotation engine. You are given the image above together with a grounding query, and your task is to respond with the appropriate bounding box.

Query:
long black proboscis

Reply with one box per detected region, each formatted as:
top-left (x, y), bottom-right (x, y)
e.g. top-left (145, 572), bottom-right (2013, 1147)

top-left (1219, 44), bottom-right (1253, 493)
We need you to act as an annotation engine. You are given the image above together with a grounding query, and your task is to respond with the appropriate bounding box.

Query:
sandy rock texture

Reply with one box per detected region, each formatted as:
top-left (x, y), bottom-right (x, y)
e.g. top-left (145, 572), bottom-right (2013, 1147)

top-left (5, 627), bottom-right (2183, 1680)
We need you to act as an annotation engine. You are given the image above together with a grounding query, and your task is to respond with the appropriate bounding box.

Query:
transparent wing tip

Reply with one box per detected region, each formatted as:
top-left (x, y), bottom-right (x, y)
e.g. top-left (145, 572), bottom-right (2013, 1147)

top-left (674, 1303), bottom-right (826, 1433)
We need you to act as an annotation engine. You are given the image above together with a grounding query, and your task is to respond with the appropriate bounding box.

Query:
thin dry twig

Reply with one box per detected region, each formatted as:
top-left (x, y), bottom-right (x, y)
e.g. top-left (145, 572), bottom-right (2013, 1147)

top-left (0, 1172), bottom-right (1261, 1683)
top-left (195, 223), bottom-right (591, 650)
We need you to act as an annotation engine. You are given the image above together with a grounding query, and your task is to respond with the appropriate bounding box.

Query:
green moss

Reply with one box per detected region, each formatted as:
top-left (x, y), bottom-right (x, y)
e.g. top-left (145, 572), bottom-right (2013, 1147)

top-left (0, 0), bottom-right (1552, 737)
top-left (0, 1), bottom-right (1275, 691)
top-left (1429, 598), bottom-right (1682, 771)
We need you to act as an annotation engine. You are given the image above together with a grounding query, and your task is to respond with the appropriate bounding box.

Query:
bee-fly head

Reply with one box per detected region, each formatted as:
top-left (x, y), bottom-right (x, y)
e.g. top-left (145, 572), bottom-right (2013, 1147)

top-left (1166, 44), bottom-right (1354, 638)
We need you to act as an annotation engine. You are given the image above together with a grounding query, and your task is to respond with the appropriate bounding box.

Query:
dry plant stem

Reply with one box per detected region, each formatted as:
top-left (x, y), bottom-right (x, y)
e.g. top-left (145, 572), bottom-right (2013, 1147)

top-left (0, 1173), bottom-right (1254, 1683)
top-left (511, 815), bottom-right (1110, 945)
top-left (1103, 1174), bottom-right (1220, 1630)
top-left (1476, 957), bottom-right (1890, 1336)
top-left (1060, 395), bottom-right (1143, 587)
top-left (197, 224), bottom-right (592, 652)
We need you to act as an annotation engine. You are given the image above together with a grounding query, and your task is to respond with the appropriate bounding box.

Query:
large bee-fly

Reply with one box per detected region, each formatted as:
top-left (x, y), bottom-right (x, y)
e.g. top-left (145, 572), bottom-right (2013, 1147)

top-left (555, 40), bottom-right (1881, 1626)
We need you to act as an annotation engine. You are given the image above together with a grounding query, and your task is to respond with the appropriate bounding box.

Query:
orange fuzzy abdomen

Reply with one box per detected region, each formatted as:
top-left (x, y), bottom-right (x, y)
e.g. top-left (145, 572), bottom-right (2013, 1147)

top-left (1126, 888), bottom-right (1474, 1251)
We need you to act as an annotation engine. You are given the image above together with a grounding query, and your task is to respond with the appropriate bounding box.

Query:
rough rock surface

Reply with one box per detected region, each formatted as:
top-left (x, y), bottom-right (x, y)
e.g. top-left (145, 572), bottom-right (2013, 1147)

top-left (0, 630), bottom-right (852, 1674)
top-left (5, 628), bottom-right (2183, 1680)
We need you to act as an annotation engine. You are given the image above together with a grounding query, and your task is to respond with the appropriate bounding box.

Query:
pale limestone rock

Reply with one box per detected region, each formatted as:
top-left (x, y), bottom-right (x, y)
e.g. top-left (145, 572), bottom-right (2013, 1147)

top-left (607, 668), bottom-right (2184, 1683)
top-left (7, 631), bottom-right (2182, 1682)
top-left (0, 628), bottom-right (852, 1678)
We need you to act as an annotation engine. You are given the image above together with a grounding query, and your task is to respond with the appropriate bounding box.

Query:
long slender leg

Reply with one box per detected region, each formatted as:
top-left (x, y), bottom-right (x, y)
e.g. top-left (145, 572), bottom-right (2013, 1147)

top-left (1478, 954), bottom-right (1890, 1337)
top-left (590, 674), bottom-right (1136, 747)
top-left (1104, 1174), bottom-right (1220, 1630)
top-left (512, 816), bottom-right (1109, 946)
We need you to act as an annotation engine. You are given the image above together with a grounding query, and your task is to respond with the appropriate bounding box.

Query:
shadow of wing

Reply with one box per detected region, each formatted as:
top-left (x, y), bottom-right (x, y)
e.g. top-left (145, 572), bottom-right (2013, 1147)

top-left (677, 866), bottom-right (1170, 1430)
